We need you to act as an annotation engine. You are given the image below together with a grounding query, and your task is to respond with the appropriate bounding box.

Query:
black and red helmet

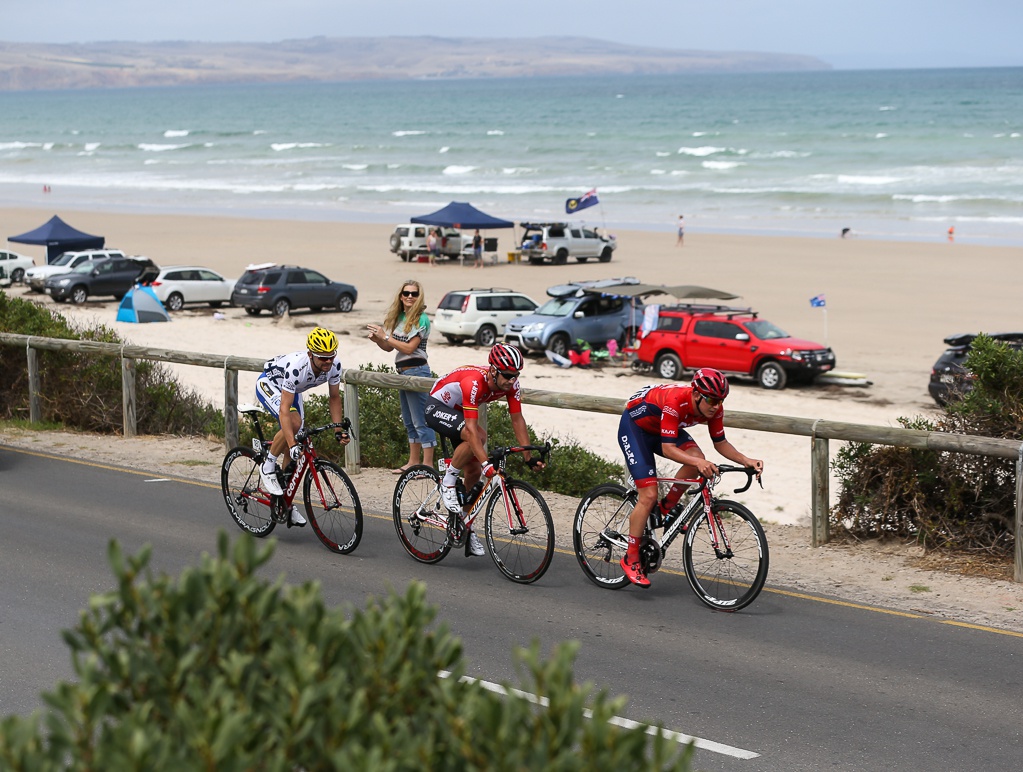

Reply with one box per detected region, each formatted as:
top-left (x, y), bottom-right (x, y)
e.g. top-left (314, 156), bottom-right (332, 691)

top-left (488, 343), bottom-right (524, 373)
top-left (691, 368), bottom-right (729, 400)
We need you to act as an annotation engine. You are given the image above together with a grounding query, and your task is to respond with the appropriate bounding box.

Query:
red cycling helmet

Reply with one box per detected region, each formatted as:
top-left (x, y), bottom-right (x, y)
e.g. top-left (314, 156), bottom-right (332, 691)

top-left (489, 343), bottom-right (524, 372)
top-left (691, 368), bottom-right (729, 400)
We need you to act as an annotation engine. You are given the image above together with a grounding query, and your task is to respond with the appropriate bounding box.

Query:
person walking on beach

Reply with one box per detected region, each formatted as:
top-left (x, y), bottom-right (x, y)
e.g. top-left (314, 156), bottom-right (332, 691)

top-left (472, 229), bottom-right (483, 268)
top-left (676, 214), bottom-right (685, 247)
top-left (615, 369), bottom-right (763, 588)
top-left (255, 327), bottom-right (350, 525)
top-left (427, 229), bottom-right (440, 264)
top-left (424, 344), bottom-right (546, 556)
top-left (367, 280), bottom-right (436, 474)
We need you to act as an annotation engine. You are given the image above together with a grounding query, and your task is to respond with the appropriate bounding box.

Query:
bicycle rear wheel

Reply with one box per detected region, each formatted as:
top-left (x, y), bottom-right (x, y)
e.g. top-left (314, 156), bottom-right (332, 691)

top-left (484, 480), bottom-right (554, 584)
top-left (682, 500), bottom-right (769, 611)
top-left (221, 446), bottom-right (276, 537)
top-left (305, 460), bottom-right (363, 554)
top-left (572, 484), bottom-right (632, 589)
top-left (392, 465), bottom-right (452, 564)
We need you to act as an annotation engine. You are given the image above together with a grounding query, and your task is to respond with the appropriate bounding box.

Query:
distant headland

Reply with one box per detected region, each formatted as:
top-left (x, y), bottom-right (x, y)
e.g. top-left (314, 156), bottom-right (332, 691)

top-left (0, 36), bottom-right (830, 92)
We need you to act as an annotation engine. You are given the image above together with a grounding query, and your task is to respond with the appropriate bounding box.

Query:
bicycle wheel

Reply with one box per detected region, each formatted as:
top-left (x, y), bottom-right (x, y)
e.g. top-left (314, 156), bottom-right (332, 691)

top-left (572, 484), bottom-right (633, 589)
top-left (484, 479), bottom-right (555, 584)
top-left (682, 500), bottom-right (769, 611)
top-left (221, 446), bottom-right (276, 537)
top-left (304, 460), bottom-right (363, 554)
top-left (392, 465), bottom-right (452, 564)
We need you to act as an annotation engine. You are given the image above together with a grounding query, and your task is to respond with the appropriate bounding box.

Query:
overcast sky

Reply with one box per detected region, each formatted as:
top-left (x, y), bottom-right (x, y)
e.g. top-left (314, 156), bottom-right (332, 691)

top-left (4, 0), bottom-right (1021, 70)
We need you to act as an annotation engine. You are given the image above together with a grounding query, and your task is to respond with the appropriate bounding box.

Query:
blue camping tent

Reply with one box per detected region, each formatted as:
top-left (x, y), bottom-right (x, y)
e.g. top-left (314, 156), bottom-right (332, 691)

top-left (411, 202), bottom-right (514, 230)
top-left (8, 215), bottom-right (105, 264)
top-left (116, 285), bottom-right (170, 323)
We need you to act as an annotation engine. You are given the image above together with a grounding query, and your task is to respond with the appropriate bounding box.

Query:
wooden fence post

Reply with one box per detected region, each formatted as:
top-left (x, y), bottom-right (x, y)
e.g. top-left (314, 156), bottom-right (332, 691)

top-left (811, 433), bottom-right (830, 547)
top-left (344, 382), bottom-right (360, 475)
top-left (224, 367), bottom-right (239, 450)
top-left (121, 355), bottom-right (137, 438)
top-left (26, 344), bottom-right (41, 424)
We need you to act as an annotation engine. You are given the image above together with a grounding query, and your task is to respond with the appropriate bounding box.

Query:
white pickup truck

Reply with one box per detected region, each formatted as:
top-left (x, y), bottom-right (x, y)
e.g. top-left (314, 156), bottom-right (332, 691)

top-left (388, 224), bottom-right (467, 261)
top-left (518, 222), bottom-right (616, 265)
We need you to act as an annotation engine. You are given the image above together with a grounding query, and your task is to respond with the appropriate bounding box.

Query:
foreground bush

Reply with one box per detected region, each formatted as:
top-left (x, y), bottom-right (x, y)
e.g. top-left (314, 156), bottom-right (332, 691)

top-left (832, 334), bottom-right (1020, 557)
top-left (0, 534), bottom-right (692, 771)
top-left (0, 291), bottom-right (222, 436)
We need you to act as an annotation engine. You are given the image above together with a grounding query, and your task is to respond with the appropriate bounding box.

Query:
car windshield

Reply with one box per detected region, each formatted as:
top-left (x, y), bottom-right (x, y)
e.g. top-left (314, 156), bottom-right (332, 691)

top-left (52, 253), bottom-right (76, 266)
top-left (72, 260), bottom-right (100, 274)
top-left (745, 320), bottom-right (790, 340)
top-left (535, 298), bottom-right (576, 317)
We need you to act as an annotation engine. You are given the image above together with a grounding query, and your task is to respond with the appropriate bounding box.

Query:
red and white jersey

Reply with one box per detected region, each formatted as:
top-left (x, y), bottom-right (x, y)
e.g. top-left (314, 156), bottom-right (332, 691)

top-left (625, 384), bottom-right (725, 443)
top-left (429, 365), bottom-right (522, 416)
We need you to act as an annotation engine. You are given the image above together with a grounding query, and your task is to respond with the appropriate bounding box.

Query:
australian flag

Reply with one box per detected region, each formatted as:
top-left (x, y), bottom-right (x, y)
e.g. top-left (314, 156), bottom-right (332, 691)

top-left (809, 293), bottom-right (827, 308)
top-left (565, 188), bottom-right (599, 214)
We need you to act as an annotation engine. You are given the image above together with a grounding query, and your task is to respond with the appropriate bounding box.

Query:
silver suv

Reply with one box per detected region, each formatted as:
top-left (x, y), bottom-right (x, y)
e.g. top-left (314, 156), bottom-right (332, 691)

top-left (518, 222), bottom-right (616, 265)
top-left (24, 248), bottom-right (126, 292)
top-left (435, 288), bottom-right (539, 347)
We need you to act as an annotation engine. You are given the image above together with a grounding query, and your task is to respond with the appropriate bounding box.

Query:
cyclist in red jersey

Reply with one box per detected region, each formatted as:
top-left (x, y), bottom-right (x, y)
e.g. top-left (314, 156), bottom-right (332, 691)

top-left (617, 368), bottom-right (763, 588)
top-left (425, 344), bottom-right (546, 555)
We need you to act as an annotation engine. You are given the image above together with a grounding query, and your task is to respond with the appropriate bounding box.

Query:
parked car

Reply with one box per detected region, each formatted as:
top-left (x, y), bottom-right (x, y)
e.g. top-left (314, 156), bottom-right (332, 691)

top-left (150, 265), bottom-right (236, 311)
top-left (389, 224), bottom-right (466, 261)
top-left (230, 263), bottom-right (357, 317)
top-left (928, 332), bottom-right (1023, 405)
top-left (0, 249), bottom-right (35, 284)
top-left (503, 279), bottom-right (643, 358)
top-left (44, 256), bottom-right (159, 304)
top-left (24, 248), bottom-right (127, 293)
top-left (435, 288), bottom-right (539, 347)
top-left (518, 222), bottom-right (616, 265)
top-left (633, 302), bottom-right (835, 389)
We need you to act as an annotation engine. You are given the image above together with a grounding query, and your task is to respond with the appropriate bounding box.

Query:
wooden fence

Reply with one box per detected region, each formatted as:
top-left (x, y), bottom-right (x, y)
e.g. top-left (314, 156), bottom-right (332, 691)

top-left (2, 331), bottom-right (1021, 582)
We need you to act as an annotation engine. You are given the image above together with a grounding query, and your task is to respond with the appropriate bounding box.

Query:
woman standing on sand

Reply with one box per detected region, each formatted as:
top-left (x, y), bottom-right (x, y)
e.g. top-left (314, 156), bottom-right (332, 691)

top-left (367, 280), bottom-right (436, 473)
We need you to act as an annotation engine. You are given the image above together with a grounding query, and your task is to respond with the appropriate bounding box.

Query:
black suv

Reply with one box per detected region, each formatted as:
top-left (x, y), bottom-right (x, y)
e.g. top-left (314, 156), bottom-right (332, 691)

top-left (230, 263), bottom-right (358, 317)
top-left (44, 256), bottom-right (159, 304)
top-left (928, 332), bottom-right (1023, 405)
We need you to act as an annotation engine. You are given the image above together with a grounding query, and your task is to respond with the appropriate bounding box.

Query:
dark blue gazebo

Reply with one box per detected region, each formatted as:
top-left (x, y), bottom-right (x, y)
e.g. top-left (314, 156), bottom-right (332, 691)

top-left (8, 215), bottom-right (105, 263)
top-left (411, 202), bottom-right (514, 230)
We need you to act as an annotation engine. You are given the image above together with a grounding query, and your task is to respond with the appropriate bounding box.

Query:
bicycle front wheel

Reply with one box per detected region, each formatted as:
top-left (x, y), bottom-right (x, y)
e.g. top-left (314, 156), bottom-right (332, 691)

top-left (392, 465), bottom-right (452, 564)
top-left (304, 460), bottom-right (363, 554)
top-left (222, 446), bottom-right (276, 537)
top-left (572, 484), bottom-right (632, 589)
top-left (682, 499), bottom-right (769, 611)
top-left (484, 479), bottom-right (554, 584)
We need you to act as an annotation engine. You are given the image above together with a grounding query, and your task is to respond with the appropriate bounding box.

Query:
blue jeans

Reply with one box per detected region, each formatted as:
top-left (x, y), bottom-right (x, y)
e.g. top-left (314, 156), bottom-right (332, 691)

top-left (399, 363), bottom-right (436, 448)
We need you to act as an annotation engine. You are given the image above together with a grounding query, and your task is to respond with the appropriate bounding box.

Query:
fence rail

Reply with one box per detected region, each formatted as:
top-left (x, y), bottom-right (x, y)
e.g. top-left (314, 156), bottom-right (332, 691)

top-left (2, 331), bottom-right (1020, 581)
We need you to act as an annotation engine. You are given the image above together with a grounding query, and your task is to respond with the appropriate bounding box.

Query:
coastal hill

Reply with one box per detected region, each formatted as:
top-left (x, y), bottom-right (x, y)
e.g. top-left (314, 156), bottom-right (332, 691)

top-left (0, 36), bottom-right (829, 91)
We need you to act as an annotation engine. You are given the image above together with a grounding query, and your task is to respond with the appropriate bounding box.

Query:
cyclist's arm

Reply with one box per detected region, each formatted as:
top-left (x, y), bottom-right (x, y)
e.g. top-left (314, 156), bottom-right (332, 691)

top-left (661, 441), bottom-right (717, 477)
top-left (510, 412), bottom-right (543, 469)
top-left (327, 382), bottom-right (350, 445)
top-left (463, 411), bottom-right (489, 465)
top-left (279, 389), bottom-right (299, 450)
top-left (715, 439), bottom-right (763, 474)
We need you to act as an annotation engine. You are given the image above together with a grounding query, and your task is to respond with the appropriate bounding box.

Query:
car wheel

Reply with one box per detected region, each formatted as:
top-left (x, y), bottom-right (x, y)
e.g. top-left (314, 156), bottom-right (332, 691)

top-left (475, 324), bottom-right (497, 347)
top-left (389, 233), bottom-right (401, 252)
top-left (528, 257), bottom-right (545, 266)
top-left (757, 361), bottom-right (788, 390)
top-left (547, 333), bottom-right (570, 359)
top-left (553, 249), bottom-right (569, 265)
top-left (11, 268), bottom-right (25, 283)
top-left (400, 253), bottom-right (411, 262)
top-left (209, 301), bottom-right (223, 308)
top-left (575, 257), bottom-right (588, 263)
top-left (599, 248), bottom-right (613, 263)
top-left (245, 307), bottom-right (261, 316)
top-left (655, 353), bottom-right (683, 380)
top-left (309, 306), bottom-right (322, 312)
top-left (70, 286), bottom-right (88, 305)
top-left (167, 292), bottom-right (185, 312)
top-left (336, 294), bottom-right (355, 313)
top-left (272, 298), bottom-right (291, 317)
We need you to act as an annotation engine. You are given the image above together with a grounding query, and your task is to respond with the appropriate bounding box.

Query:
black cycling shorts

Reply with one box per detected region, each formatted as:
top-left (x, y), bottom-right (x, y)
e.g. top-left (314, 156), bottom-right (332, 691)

top-left (424, 397), bottom-right (466, 447)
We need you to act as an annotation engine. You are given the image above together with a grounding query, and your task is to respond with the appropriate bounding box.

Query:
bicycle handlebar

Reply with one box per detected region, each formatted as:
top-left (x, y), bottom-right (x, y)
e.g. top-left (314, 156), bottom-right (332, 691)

top-left (688, 464), bottom-right (762, 495)
top-left (488, 442), bottom-right (552, 465)
top-left (295, 417), bottom-right (352, 445)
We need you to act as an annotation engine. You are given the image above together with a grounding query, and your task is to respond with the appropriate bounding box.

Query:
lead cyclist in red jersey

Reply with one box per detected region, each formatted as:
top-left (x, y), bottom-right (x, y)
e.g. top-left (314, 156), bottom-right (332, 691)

top-left (617, 368), bottom-right (763, 588)
top-left (425, 344), bottom-right (546, 555)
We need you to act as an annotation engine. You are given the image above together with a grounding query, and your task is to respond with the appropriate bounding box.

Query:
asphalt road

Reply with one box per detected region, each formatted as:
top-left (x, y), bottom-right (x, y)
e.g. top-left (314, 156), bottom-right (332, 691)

top-left (2, 446), bottom-right (1021, 771)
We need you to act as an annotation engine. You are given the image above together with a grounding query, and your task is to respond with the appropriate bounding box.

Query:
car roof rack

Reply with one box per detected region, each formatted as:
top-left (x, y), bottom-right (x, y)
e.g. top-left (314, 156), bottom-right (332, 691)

top-left (659, 302), bottom-right (759, 319)
top-left (461, 287), bottom-right (514, 292)
top-left (520, 222), bottom-right (569, 229)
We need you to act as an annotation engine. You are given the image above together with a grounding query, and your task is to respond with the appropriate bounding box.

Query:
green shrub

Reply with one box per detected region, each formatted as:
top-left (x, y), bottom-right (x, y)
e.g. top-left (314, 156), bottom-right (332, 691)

top-left (0, 534), bottom-right (692, 771)
top-left (832, 334), bottom-right (1021, 556)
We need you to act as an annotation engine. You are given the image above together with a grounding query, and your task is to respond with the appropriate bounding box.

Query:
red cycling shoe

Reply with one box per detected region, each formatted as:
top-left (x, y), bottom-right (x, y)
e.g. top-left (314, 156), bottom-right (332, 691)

top-left (620, 557), bottom-right (651, 588)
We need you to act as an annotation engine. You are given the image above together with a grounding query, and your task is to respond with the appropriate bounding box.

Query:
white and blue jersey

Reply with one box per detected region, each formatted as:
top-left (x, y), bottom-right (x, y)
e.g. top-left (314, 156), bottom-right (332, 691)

top-left (256, 350), bottom-right (343, 425)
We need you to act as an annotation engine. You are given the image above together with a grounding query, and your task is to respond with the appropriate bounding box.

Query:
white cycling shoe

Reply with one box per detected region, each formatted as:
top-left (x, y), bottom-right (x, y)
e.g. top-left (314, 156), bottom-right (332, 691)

top-left (467, 530), bottom-right (485, 557)
top-left (289, 505), bottom-right (307, 527)
top-left (259, 460), bottom-right (284, 496)
top-left (440, 484), bottom-right (461, 514)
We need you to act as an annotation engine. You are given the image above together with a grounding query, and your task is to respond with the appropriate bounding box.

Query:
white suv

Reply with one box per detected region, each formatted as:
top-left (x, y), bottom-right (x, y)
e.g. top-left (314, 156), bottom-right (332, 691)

top-left (389, 224), bottom-right (466, 261)
top-left (435, 288), bottom-right (539, 347)
top-left (24, 248), bottom-right (126, 292)
top-left (518, 222), bottom-right (616, 265)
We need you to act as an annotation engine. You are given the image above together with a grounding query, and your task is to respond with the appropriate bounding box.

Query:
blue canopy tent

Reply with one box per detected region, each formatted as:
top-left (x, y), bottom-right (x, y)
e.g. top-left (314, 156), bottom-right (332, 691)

top-left (8, 215), bottom-right (105, 264)
top-left (411, 201), bottom-right (514, 231)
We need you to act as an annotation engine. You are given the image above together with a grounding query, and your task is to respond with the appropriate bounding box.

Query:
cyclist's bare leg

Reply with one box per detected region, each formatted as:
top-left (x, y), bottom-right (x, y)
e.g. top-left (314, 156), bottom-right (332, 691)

top-left (269, 412), bottom-right (302, 459)
top-left (627, 483), bottom-right (658, 540)
top-left (451, 425), bottom-right (487, 491)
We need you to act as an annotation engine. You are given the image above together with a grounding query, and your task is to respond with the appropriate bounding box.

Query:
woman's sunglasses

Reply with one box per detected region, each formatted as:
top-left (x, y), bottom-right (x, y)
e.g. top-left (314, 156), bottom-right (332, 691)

top-left (401, 290), bottom-right (420, 298)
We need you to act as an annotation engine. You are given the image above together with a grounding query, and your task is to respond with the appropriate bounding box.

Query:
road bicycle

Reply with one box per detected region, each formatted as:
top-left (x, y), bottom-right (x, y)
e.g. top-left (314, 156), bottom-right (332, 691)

top-left (221, 404), bottom-right (363, 554)
top-left (392, 442), bottom-right (554, 584)
top-left (573, 465), bottom-right (769, 610)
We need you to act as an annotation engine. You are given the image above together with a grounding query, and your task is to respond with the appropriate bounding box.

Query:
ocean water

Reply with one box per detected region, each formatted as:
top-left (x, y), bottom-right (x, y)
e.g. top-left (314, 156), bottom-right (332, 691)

top-left (1, 68), bottom-right (1021, 244)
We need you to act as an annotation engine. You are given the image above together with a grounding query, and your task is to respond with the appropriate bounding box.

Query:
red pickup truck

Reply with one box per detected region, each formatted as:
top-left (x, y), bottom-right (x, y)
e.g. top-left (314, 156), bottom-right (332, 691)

top-left (633, 303), bottom-right (835, 390)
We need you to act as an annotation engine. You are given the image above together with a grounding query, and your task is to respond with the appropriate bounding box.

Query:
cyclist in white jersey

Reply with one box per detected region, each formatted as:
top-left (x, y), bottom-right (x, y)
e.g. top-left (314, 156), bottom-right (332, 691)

top-left (255, 327), bottom-right (350, 522)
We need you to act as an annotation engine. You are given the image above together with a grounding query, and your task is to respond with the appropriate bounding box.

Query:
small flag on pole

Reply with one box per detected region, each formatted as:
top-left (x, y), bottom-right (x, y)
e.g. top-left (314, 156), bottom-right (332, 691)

top-left (565, 188), bottom-right (599, 214)
top-left (809, 293), bottom-right (826, 308)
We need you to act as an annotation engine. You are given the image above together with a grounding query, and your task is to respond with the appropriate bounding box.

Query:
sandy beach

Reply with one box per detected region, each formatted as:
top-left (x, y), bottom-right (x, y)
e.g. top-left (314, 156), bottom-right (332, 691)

top-left (4, 205), bottom-right (1021, 530)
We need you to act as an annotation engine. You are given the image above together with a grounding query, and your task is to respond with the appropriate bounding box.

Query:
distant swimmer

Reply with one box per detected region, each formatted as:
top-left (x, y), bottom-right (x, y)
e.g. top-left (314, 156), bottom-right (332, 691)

top-left (948, 226), bottom-right (955, 243)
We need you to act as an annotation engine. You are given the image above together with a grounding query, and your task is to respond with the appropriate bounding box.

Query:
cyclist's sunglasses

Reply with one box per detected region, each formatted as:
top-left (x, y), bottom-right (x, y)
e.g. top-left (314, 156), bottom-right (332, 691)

top-left (700, 394), bottom-right (723, 407)
top-left (401, 290), bottom-right (420, 298)
top-left (496, 369), bottom-right (520, 381)
top-left (311, 353), bottom-right (335, 363)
